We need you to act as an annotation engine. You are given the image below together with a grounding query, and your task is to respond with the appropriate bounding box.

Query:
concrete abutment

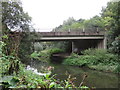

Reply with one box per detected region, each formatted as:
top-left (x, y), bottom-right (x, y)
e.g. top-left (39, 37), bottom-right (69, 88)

top-left (71, 38), bottom-right (107, 54)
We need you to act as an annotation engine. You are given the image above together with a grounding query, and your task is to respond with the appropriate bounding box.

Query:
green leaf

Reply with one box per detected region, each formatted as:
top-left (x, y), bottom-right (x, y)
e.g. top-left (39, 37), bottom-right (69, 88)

top-left (49, 82), bottom-right (55, 88)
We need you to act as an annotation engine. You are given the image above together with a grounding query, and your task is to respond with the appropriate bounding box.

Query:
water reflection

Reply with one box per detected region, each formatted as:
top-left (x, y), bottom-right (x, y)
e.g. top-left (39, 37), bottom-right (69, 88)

top-left (29, 60), bottom-right (119, 88)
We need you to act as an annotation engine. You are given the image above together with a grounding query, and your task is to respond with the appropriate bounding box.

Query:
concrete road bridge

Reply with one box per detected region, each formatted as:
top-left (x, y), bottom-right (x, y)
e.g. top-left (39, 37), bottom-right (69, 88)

top-left (34, 30), bottom-right (107, 53)
top-left (9, 30), bottom-right (107, 53)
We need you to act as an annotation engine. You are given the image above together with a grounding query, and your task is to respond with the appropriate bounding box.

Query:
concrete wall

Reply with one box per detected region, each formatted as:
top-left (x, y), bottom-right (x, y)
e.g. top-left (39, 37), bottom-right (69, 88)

top-left (72, 39), bottom-right (106, 54)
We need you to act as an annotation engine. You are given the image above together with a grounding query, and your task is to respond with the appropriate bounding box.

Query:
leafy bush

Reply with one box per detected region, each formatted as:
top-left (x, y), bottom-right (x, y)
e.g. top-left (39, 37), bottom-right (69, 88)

top-left (110, 35), bottom-right (120, 54)
top-left (48, 48), bottom-right (64, 55)
top-left (63, 54), bottom-right (98, 66)
top-left (81, 48), bottom-right (108, 55)
top-left (63, 49), bottom-right (119, 72)
top-left (115, 64), bottom-right (120, 73)
top-left (81, 49), bottom-right (118, 65)
top-left (1, 64), bottom-right (89, 88)
top-left (30, 51), bottom-right (50, 62)
top-left (30, 48), bottom-right (65, 62)
top-left (31, 48), bottom-right (64, 58)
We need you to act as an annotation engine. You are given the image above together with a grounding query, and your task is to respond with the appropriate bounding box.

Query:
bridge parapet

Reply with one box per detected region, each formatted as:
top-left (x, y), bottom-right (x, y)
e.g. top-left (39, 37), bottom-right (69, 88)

top-left (37, 31), bottom-right (105, 37)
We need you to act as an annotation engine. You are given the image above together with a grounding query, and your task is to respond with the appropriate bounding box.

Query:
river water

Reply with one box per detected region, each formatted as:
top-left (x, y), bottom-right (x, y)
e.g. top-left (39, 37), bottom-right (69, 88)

top-left (29, 60), bottom-right (119, 88)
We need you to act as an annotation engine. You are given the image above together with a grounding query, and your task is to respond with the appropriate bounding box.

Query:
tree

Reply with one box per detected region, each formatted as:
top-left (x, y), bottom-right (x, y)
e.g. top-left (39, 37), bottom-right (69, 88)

top-left (101, 1), bottom-right (120, 54)
top-left (2, 1), bottom-right (31, 32)
top-left (2, 1), bottom-right (35, 65)
top-left (83, 15), bottom-right (104, 31)
top-left (54, 17), bottom-right (76, 31)
top-left (63, 17), bottom-right (76, 26)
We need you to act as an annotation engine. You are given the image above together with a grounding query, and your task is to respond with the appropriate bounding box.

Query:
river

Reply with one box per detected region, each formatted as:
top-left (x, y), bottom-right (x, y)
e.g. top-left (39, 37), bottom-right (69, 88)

top-left (28, 59), bottom-right (119, 88)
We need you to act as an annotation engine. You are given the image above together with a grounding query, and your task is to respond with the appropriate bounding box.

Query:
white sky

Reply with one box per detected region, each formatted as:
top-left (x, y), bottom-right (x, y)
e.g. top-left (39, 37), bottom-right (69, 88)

top-left (21, 0), bottom-right (110, 32)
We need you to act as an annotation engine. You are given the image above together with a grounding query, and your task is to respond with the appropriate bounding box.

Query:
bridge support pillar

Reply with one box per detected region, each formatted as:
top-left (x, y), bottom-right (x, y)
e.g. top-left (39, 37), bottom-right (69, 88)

top-left (72, 41), bottom-right (75, 53)
top-left (103, 36), bottom-right (107, 49)
top-left (97, 37), bottom-right (107, 49)
top-left (97, 40), bottom-right (103, 49)
top-left (71, 41), bottom-right (79, 53)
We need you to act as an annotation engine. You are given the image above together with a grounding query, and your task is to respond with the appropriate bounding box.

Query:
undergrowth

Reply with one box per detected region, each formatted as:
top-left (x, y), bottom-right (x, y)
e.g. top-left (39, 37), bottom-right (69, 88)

top-left (30, 48), bottom-right (65, 62)
top-left (63, 49), bottom-right (120, 73)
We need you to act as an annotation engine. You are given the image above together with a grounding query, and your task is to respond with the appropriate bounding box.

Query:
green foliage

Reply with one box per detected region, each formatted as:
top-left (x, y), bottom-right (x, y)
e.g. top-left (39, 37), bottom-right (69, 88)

top-left (1, 38), bottom-right (88, 89)
top-left (115, 64), bottom-right (120, 73)
top-left (30, 51), bottom-right (40, 59)
top-left (1, 62), bottom-right (88, 88)
top-left (30, 50), bottom-right (49, 62)
top-left (54, 15), bottom-right (104, 32)
top-left (81, 48), bottom-right (108, 55)
top-left (110, 36), bottom-right (120, 54)
top-left (80, 86), bottom-right (89, 89)
top-left (51, 41), bottom-right (70, 52)
top-left (83, 16), bottom-right (104, 29)
top-left (30, 48), bottom-right (65, 62)
top-left (63, 49), bottom-right (119, 72)
top-left (82, 49), bottom-right (119, 65)
top-left (1, 41), bottom-right (21, 75)
top-left (2, 2), bottom-right (31, 31)
top-left (101, 1), bottom-right (120, 54)
top-left (2, 1), bottom-right (35, 63)
top-left (48, 48), bottom-right (64, 55)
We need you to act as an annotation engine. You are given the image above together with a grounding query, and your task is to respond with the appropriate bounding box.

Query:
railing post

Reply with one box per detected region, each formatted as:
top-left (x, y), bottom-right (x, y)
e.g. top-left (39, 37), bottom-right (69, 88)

top-left (69, 28), bottom-right (71, 32)
top-left (97, 28), bottom-right (99, 33)
top-left (82, 28), bottom-right (85, 32)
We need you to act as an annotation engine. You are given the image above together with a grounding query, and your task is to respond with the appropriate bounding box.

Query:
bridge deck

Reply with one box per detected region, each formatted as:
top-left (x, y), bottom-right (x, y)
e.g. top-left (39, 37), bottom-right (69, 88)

top-left (35, 31), bottom-right (105, 41)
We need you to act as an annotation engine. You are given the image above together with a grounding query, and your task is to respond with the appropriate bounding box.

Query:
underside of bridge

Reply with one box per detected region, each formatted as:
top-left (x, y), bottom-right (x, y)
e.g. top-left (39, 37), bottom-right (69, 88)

top-left (34, 31), bottom-right (106, 54)
top-left (71, 39), bottom-right (106, 54)
top-left (35, 38), bottom-right (106, 54)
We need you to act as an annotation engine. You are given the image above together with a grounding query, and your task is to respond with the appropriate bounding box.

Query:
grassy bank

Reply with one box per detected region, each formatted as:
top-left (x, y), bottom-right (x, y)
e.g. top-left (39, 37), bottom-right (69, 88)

top-left (63, 49), bottom-right (120, 73)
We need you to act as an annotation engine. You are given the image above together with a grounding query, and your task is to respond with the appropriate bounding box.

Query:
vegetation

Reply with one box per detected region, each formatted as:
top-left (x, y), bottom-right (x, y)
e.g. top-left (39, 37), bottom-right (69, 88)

top-left (63, 49), bottom-right (120, 73)
top-left (1, 0), bottom-right (120, 89)
top-left (1, 40), bottom-right (90, 88)
top-left (53, 1), bottom-right (120, 55)
top-left (101, 1), bottom-right (120, 54)
top-left (50, 2), bottom-right (120, 74)
top-left (2, 1), bottom-right (35, 63)
top-left (48, 48), bottom-right (64, 55)
top-left (53, 16), bottom-right (104, 32)
top-left (31, 48), bottom-right (65, 63)
top-left (50, 41), bottom-right (71, 53)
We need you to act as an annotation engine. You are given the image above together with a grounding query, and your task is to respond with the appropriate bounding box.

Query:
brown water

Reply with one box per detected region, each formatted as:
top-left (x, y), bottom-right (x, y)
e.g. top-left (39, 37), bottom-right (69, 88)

top-left (30, 60), bottom-right (119, 88)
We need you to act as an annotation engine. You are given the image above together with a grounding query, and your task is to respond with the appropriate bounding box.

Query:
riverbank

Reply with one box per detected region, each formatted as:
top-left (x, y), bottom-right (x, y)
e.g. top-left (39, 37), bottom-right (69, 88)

top-left (62, 49), bottom-right (120, 73)
top-left (31, 48), bottom-right (120, 73)
top-left (0, 58), bottom-right (90, 88)
top-left (29, 60), bottom-right (119, 88)
top-left (0, 50), bottom-right (89, 88)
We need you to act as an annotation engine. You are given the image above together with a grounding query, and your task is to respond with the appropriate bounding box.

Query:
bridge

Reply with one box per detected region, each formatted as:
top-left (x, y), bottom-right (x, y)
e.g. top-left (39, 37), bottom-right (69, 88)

top-left (9, 30), bottom-right (107, 53)
top-left (35, 31), bottom-right (105, 41)
top-left (34, 30), bottom-right (107, 53)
